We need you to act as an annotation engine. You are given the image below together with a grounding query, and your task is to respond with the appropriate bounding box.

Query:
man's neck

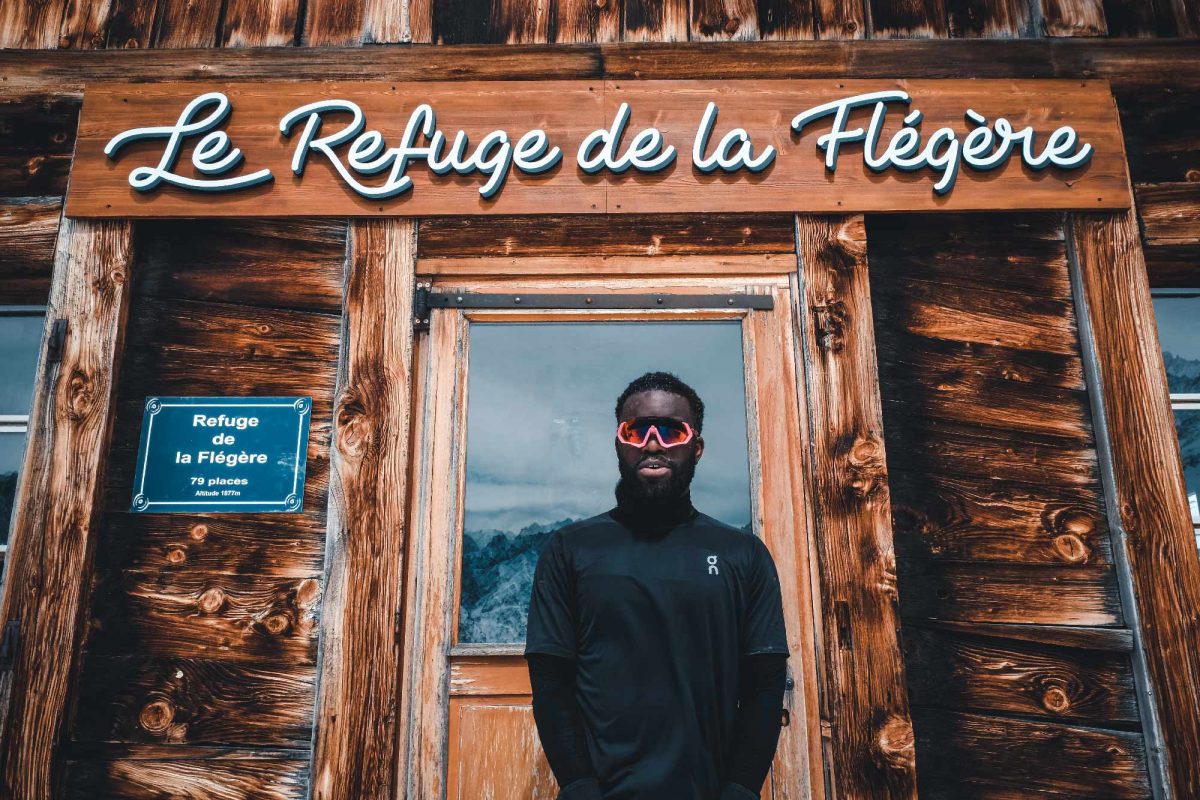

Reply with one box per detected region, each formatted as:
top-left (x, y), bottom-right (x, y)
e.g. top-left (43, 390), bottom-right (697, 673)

top-left (610, 481), bottom-right (697, 535)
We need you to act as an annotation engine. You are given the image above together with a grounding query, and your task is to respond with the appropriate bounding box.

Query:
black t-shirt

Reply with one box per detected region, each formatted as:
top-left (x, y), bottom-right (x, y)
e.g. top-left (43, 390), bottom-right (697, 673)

top-left (524, 507), bottom-right (790, 800)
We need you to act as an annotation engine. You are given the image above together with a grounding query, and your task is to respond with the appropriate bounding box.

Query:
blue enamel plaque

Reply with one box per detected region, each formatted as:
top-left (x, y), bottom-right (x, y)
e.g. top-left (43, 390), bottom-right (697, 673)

top-left (130, 396), bottom-right (311, 513)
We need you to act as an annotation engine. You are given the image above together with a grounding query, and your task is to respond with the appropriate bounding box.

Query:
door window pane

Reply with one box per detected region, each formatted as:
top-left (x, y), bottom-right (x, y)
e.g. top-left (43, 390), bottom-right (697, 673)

top-left (1176, 409), bottom-right (1200, 526)
top-left (0, 313), bottom-right (43, 413)
top-left (1152, 295), bottom-right (1200, 395)
top-left (458, 322), bottom-right (753, 645)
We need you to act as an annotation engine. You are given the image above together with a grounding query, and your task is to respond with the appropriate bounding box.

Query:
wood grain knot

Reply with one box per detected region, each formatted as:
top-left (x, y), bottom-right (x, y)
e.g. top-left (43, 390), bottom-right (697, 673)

top-left (1051, 534), bottom-right (1090, 564)
top-left (166, 547), bottom-right (187, 564)
top-left (875, 715), bottom-right (916, 772)
top-left (197, 587), bottom-right (226, 613)
top-left (262, 613), bottom-right (292, 635)
top-left (335, 389), bottom-right (372, 459)
top-left (64, 368), bottom-right (95, 419)
top-left (812, 302), bottom-right (847, 352)
top-left (845, 435), bottom-right (886, 499)
top-left (295, 577), bottom-right (321, 608)
top-left (138, 699), bottom-right (175, 733)
top-left (1041, 686), bottom-right (1071, 714)
top-left (189, 523), bottom-right (208, 541)
top-left (25, 155), bottom-right (46, 177)
top-left (1044, 506), bottom-right (1095, 563)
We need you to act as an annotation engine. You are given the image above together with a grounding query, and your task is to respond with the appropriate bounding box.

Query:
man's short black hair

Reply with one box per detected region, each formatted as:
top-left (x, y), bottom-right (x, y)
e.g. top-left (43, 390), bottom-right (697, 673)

top-left (615, 372), bottom-right (705, 433)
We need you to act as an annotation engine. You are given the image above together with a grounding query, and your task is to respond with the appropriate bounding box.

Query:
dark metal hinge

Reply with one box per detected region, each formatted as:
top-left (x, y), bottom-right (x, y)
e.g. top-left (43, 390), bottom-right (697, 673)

top-left (46, 319), bottom-right (68, 365)
top-left (0, 621), bottom-right (19, 671)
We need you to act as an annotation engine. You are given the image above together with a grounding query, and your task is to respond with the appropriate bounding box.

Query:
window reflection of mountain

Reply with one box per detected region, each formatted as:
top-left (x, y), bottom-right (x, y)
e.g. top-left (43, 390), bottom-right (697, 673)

top-left (458, 516), bottom-right (753, 644)
top-left (1164, 351), bottom-right (1200, 394)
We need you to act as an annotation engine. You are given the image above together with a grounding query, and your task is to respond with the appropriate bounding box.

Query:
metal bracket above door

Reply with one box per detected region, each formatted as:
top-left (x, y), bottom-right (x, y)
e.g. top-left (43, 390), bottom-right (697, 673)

top-left (412, 288), bottom-right (773, 330)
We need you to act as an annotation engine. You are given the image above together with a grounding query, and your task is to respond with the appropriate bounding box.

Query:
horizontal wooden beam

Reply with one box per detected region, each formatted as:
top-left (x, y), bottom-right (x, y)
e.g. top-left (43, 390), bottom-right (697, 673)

top-left (1, 40), bottom-right (1198, 97)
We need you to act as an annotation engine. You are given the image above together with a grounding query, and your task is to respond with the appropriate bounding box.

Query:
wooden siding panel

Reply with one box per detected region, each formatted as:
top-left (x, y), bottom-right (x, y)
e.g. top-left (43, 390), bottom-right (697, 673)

top-left (59, 0), bottom-right (117, 49)
top-left (63, 749), bottom-right (309, 800)
top-left (623, 0), bottom-right (690, 41)
top-left (152, 0), bottom-right (221, 47)
top-left (103, 0), bottom-right (158, 48)
top-left (1101, 0), bottom-right (1164, 36)
top-left (1116, 86), bottom-right (1200, 185)
top-left (797, 214), bottom-right (919, 798)
top-left (868, 0), bottom-right (949, 37)
top-left (555, 0), bottom-right (620, 42)
top-left (309, 219), bottom-right (417, 800)
top-left (691, 0), bottom-right (759, 39)
top-left (756, 0), bottom-right (817, 39)
top-left (811, 0), bottom-right (864, 37)
top-left (945, 0), bottom-right (1033, 36)
top-left (0, 0), bottom-right (70, 48)
top-left (1038, 0), bottom-right (1108, 36)
top-left (1135, 182), bottom-right (1200, 243)
top-left (0, 198), bottom-right (60, 305)
top-left (0, 95), bottom-right (77, 197)
top-left (302, 0), bottom-right (363, 45)
top-left (220, 0), bottom-right (301, 46)
top-left (432, 0), bottom-right (491, 43)
top-left (0, 218), bottom-right (134, 800)
top-left (1069, 210), bottom-right (1200, 798)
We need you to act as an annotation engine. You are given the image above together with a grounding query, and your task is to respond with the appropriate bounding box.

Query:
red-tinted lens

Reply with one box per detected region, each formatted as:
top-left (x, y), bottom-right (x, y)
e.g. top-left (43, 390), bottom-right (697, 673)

top-left (655, 421), bottom-right (691, 445)
top-left (617, 420), bottom-right (650, 446)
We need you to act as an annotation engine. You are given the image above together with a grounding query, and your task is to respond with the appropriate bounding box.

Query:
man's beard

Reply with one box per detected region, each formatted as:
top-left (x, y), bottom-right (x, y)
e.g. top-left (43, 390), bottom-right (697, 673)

top-left (616, 454), bottom-right (696, 506)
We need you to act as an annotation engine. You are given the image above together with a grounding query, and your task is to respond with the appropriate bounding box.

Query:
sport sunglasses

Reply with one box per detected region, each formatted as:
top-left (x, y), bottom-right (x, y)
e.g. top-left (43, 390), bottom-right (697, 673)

top-left (616, 417), bottom-right (696, 449)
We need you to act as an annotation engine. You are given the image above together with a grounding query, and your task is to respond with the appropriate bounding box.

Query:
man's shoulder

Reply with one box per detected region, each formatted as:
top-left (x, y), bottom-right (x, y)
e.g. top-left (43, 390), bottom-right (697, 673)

top-left (549, 511), bottom-right (619, 542)
top-left (694, 513), bottom-right (772, 558)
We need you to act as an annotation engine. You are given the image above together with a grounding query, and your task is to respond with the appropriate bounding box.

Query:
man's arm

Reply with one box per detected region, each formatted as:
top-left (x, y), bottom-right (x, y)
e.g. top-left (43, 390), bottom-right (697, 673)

top-left (721, 653), bottom-right (788, 800)
top-left (527, 652), bottom-right (604, 800)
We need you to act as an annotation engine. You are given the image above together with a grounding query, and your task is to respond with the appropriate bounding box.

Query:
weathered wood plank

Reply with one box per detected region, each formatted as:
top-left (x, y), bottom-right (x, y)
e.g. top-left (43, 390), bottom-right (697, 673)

top-left (310, 219), bottom-right (417, 800)
top-left (94, 513), bottom-right (327, 578)
top-left (417, 214), bottom-right (796, 257)
top-left (691, 0), bottom-right (759, 40)
top-left (1135, 182), bottom-right (1200, 244)
top-left (868, 0), bottom-right (949, 37)
top-left (134, 219), bottom-right (346, 314)
top-left (1101, 0), bottom-right (1163, 37)
top-left (1038, 0), bottom-right (1108, 36)
top-left (911, 619), bottom-right (1135, 652)
top-left (71, 656), bottom-right (314, 746)
top-left (912, 709), bottom-right (1149, 797)
top-left (945, 0), bottom-right (1033, 36)
top-left (888, 469), bottom-right (1110, 565)
top-left (1144, 242), bottom-right (1200, 288)
top-left (0, 0), bottom-right (70, 48)
top-left (58, 0), bottom-right (116, 49)
top-left (897, 559), bottom-right (1122, 625)
top-left (63, 749), bottom-right (309, 800)
top-left (302, 0), bottom-right (363, 45)
top-left (797, 214), bottom-right (918, 797)
top-left (623, 0), bottom-right (690, 41)
top-left (152, 0), bottom-right (222, 47)
top-left (220, 0), bottom-right (301, 46)
top-left (756, 0), bottom-right (816, 39)
top-left (904, 625), bottom-right (1139, 723)
top-left (487, 0), bottom-right (553, 42)
top-left (431, 0), bottom-right (490, 43)
top-left (103, 0), bottom-right (157, 48)
top-left (1116, 86), bottom-right (1200, 185)
top-left (362, 0), bottom-right (416, 43)
top-left (554, 0), bottom-right (619, 42)
top-left (0, 198), bottom-right (59, 305)
top-left (416, 254), bottom-right (796, 277)
top-left (87, 570), bottom-right (322, 665)
top-left (875, 334), bottom-right (1086, 392)
top-left (1069, 209), bottom-right (1200, 798)
top-left (0, 218), bottom-right (134, 800)
top-left (0, 95), bottom-right (77, 197)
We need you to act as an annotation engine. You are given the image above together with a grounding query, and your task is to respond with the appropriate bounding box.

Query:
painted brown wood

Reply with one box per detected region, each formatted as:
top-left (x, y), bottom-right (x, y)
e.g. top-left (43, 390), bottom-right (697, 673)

top-left (868, 0), bottom-right (949, 37)
top-left (1069, 209), bottom-right (1200, 798)
top-left (796, 214), bottom-right (918, 797)
top-left (0, 198), bottom-right (59, 305)
top-left (0, 95), bottom-right (77, 197)
top-left (691, 0), bottom-right (759, 40)
top-left (445, 700), bottom-right (557, 800)
top-left (1039, 0), bottom-right (1108, 36)
top-left (911, 708), bottom-right (1149, 797)
top-left (152, 0), bottom-right (222, 47)
top-left (220, 0), bottom-right (302, 46)
top-left (417, 214), bottom-right (796, 257)
top-left (945, 0), bottom-right (1032, 36)
top-left (0, 0), bottom-right (71, 48)
top-left (0, 218), bottom-right (134, 800)
top-left (623, 0), bottom-right (689, 41)
top-left (310, 219), bottom-right (417, 800)
top-left (63, 747), bottom-right (309, 800)
top-left (58, 0), bottom-right (116, 49)
top-left (755, 0), bottom-right (816, 39)
top-left (1136, 182), bottom-right (1200, 243)
top-left (903, 624), bottom-right (1139, 723)
top-left (71, 656), bottom-right (315, 746)
top-left (68, 80), bottom-right (1130, 218)
top-left (554, 0), bottom-right (619, 42)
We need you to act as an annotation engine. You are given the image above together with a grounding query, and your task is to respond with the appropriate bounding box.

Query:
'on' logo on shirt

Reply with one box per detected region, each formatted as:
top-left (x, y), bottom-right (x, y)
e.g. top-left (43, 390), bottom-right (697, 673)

top-left (707, 555), bottom-right (719, 575)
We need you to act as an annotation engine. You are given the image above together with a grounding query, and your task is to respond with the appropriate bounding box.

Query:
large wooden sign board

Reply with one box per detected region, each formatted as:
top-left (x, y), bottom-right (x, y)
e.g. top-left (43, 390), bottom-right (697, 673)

top-left (67, 79), bottom-right (1130, 217)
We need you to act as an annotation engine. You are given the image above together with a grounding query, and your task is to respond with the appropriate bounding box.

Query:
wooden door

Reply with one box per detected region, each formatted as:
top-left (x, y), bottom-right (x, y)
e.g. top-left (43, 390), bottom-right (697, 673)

top-left (397, 276), bottom-right (821, 800)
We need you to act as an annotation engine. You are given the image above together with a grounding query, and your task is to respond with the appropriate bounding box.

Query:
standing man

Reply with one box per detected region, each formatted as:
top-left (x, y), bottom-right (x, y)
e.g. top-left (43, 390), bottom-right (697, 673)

top-left (525, 371), bottom-right (790, 800)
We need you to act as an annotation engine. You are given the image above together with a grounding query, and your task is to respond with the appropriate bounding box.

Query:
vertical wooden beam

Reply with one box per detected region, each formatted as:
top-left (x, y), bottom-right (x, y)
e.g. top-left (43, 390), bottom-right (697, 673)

top-left (0, 217), bottom-right (134, 800)
top-left (309, 219), bottom-right (416, 800)
top-left (795, 214), bottom-right (919, 799)
top-left (1068, 210), bottom-right (1200, 799)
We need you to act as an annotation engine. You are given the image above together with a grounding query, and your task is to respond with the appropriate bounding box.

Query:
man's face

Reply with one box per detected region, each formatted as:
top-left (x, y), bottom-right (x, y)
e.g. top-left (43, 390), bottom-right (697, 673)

top-left (615, 389), bottom-right (704, 502)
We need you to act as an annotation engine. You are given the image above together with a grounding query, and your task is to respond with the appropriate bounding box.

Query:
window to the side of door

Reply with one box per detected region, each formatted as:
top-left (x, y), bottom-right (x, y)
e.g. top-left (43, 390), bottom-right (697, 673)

top-left (0, 306), bottom-right (45, 550)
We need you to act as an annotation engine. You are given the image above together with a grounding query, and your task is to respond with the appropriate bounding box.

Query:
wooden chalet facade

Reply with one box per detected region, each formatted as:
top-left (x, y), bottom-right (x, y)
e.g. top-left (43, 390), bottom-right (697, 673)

top-left (1, 1), bottom-right (1199, 798)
